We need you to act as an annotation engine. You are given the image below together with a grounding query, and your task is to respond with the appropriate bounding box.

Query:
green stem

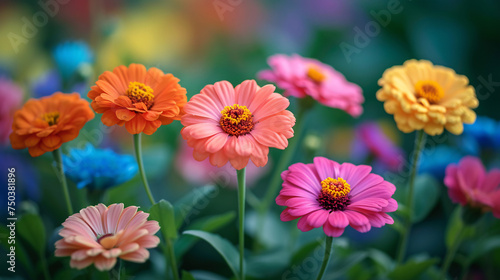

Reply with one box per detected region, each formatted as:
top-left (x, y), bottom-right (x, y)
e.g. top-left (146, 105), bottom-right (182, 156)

top-left (165, 238), bottom-right (180, 280)
top-left (108, 259), bottom-right (121, 280)
top-left (133, 133), bottom-right (156, 205)
top-left (396, 129), bottom-right (426, 264)
top-left (237, 168), bottom-right (246, 280)
top-left (40, 252), bottom-right (51, 280)
top-left (316, 236), bottom-right (333, 280)
top-left (440, 221), bottom-right (465, 279)
top-left (52, 149), bottom-right (73, 215)
top-left (258, 108), bottom-right (306, 212)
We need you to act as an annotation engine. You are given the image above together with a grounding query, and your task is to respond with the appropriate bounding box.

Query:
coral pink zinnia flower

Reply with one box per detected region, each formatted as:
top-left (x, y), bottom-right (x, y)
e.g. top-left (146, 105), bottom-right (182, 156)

top-left (258, 54), bottom-right (364, 117)
top-left (444, 156), bottom-right (500, 218)
top-left (55, 203), bottom-right (160, 271)
top-left (276, 157), bottom-right (398, 237)
top-left (181, 80), bottom-right (295, 170)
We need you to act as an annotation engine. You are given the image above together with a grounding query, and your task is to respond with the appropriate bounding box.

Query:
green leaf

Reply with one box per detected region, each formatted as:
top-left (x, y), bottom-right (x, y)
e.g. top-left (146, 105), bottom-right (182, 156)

top-left (189, 270), bottom-right (227, 280)
top-left (183, 230), bottom-right (240, 277)
top-left (150, 199), bottom-right (177, 239)
top-left (445, 207), bottom-right (474, 249)
top-left (468, 236), bottom-right (500, 262)
top-left (174, 185), bottom-right (217, 228)
top-left (246, 249), bottom-right (290, 278)
top-left (412, 175), bottom-right (440, 223)
top-left (367, 249), bottom-right (394, 273)
top-left (175, 212), bottom-right (236, 258)
top-left (181, 270), bottom-right (196, 280)
top-left (290, 240), bottom-right (321, 265)
top-left (245, 210), bottom-right (291, 248)
top-left (328, 251), bottom-right (369, 279)
top-left (17, 214), bottom-right (46, 255)
top-left (388, 258), bottom-right (439, 280)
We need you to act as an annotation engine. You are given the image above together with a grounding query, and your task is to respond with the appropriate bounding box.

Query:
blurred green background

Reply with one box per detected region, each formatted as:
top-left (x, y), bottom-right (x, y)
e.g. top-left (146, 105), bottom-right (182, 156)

top-left (1, 0), bottom-right (500, 279)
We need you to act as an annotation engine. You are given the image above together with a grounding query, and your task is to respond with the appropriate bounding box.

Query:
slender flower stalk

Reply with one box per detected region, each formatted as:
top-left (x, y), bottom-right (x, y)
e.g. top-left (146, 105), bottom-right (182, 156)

top-left (133, 133), bottom-right (156, 205)
top-left (133, 133), bottom-right (180, 280)
top-left (165, 238), bottom-right (180, 280)
top-left (316, 236), bottom-right (333, 280)
top-left (237, 168), bottom-right (246, 280)
top-left (397, 129), bottom-right (426, 263)
top-left (53, 149), bottom-right (74, 215)
top-left (108, 259), bottom-right (121, 280)
top-left (440, 214), bottom-right (465, 279)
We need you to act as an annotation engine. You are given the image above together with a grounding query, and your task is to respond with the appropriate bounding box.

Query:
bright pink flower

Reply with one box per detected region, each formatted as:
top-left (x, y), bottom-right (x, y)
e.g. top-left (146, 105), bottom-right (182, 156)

top-left (55, 203), bottom-right (160, 271)
top-left (175, 140), bottom-right (267, 188)
top-left (444, 156), bottom-right (500, 218)
top-left (258, 54), bottom-right (364, 117)
top-left (276, 157), bottom-right (397, 237)
top-left (181, 80), bottom-right (295, 170)
top-left (0, 78), bottom-right (23, 144)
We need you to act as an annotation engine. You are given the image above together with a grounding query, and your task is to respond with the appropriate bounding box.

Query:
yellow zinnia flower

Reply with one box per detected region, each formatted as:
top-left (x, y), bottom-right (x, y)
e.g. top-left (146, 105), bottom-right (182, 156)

top-left (376, 60), bottom-right (478, 135)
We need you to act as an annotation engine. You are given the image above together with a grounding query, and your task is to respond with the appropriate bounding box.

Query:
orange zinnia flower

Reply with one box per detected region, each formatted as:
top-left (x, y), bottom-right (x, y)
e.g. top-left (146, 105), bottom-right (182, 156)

top-left (9, 92), bottom-right (94, 157)
top-left (88, 64), bottom-right (187, 135)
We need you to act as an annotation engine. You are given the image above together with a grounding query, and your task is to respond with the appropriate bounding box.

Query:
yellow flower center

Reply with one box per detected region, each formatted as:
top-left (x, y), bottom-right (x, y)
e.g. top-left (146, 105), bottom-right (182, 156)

top-left (127, 82), bottom-right (154, 108)
top-left (42, 111), bottom-right (60, 126)
top-left (321, 177), bottom-right (351, 198)
top-left (97, 233), bottom-right (116, 249)
top-left (415, 80), bottom-right (444, 104)
top-left (307, 66), bottom-right (326, 83)
top-left (219, 104), bottom-right (254, 136)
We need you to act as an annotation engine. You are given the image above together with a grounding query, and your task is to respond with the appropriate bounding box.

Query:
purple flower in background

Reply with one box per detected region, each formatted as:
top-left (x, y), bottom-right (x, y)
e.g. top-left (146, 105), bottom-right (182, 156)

top-left (31, 69), bottom-right (88, 98)
top-left (0, 77), bottom-right (23, 145)
top-left (0, 151), bottom-right (39, 220)
top-left (351, 122), bottom-right (405, 172)
top-left (31, 70), bottom-right (61, 98)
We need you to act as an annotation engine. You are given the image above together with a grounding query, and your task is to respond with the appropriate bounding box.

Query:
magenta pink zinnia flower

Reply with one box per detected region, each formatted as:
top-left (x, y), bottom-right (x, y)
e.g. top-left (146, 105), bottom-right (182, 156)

top-left (444, 156), bottom-right (500, 218)
top-left (55, 203), bottom-right (160, 271)
top-left (276, 157), bottom-right (397, 237)
top-left (258, 54), bottom-right (364, 117)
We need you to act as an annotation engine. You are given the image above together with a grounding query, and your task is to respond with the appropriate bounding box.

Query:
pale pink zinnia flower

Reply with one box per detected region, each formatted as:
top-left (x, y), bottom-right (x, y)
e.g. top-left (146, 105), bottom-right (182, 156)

top-left (55, 203), bottom-right (160, 271)
top-left (181, 80), bottom-right (295, 170)
top-left (444, 156), bottom-right (500, 218)
top-left (0, 78), bottom-right (23, 144)
top-left (276, 157), bottom-right (397, 237)
top-left (258, 54), bottom-right (364, 117)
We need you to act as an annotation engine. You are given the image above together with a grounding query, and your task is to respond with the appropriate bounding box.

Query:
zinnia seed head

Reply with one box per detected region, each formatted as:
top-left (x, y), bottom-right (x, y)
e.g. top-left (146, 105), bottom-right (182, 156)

top-left (318, 177), bottom-right (351, 211)
top-left (219, 104), bottom-right (254, 136)
top-left (415, 80), bottom-right (444, 104)
top-left (306, 66), bottom-right (326, 83)
top-left (127, 81), bottom-right (154, 108)
top-left (42, 111), bottom-right (60, 126)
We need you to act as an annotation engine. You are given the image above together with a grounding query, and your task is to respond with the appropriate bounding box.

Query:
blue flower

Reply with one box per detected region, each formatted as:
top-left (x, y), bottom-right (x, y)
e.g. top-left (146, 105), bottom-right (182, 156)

top-left (461, 116), bottom-right (500, 154)
top-left (62, 144), bottom-right (138, 190)
top-left (52, 41), bottom-right (93, 79)
top-left (418, 145), bottom-right (463, 180)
